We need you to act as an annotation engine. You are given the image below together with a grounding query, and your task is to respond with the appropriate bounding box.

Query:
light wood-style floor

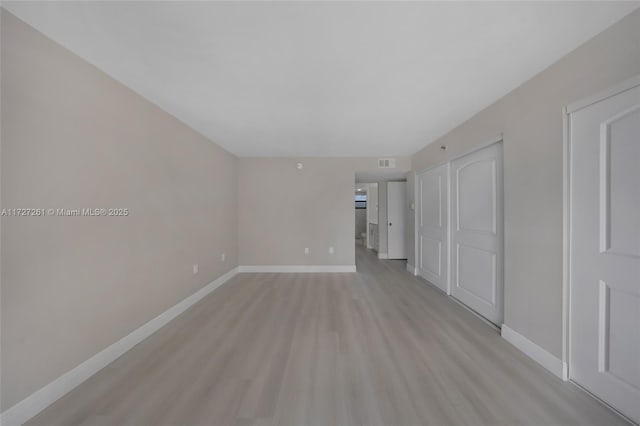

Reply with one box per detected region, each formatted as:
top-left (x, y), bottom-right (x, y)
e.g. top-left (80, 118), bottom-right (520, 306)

top-left (28, 246), bottom-right (628, 426)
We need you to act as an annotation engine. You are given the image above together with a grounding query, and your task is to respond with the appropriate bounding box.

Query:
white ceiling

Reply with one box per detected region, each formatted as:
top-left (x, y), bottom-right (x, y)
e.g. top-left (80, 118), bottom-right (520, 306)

top-left (3, 1), bottom-right (638, 157)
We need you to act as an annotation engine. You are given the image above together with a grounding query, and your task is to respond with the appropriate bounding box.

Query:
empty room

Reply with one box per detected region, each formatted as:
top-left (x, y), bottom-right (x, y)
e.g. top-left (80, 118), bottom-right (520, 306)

top-left (1, 1), bottom-right (639, 425)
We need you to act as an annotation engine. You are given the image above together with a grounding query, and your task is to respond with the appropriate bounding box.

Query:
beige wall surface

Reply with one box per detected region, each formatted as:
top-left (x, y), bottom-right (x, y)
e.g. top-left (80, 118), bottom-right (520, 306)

top-left (238, 158), bottom-right (410, 266)
top-left (410, 9), bottom-right (640, 358)
top-left (405, 172), bottom-right (416, 268)
top-left (1, 11), bottom-right (238, 410)
top-left (5, 2), bottom-right (639, 414)
top-left (377, 182), bottom-right (388, 256)
top-left (355, 208), bottom-right (366, 239)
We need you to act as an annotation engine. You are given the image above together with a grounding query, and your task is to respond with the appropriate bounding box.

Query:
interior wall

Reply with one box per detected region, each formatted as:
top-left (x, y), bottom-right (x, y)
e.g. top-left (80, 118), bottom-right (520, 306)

top-left (409, 9), bottom-right (640, 359)
top-left (365, 183), bottom-right (378, 250)
top-left (238, 158), bottom-right (410, 266)
top-left (406, 173), bottom-right (416, 269)
top-left (1, 10), bottom-right (238, 410)
top-left (377, 182), bottom-right (389, 257)
top-left (367, 183), bottom-right (378, 225)
top-left (355, 209), bottom-right (367, 239)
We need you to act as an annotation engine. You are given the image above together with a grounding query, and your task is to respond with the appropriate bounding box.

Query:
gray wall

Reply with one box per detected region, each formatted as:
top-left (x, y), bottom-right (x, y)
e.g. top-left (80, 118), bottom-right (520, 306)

top-left (405, 173), bottom-right (416, 267)
top-left (365, 183), bottom-right (378, 250)
top-left (378, 182), bottom-right (388, 256)
top-left (409, 9), bottom-right (640, 359)
top-left (367, 183), bottom-right (378, 225)
top-left (1, 10), bottom-right (238, 410)
top-left (355, 208), bottom-right (367, 239)
top-left (238, 158), bottom-right (410, 266)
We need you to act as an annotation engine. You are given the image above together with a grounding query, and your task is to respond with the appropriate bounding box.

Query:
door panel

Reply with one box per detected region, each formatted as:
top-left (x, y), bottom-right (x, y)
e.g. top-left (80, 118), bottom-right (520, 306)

top-left (570, 83), bottom-right (640, 423)
top-left (418, 163), bottom-right (449, 293)
top-left (604, 106), bottom-right (640, 256)
top-left (457, 160), bottom-right (496, 234)
top-left (420, 236), bottom-right (441, 277)
top-left (451, 143), bottom-right (503, 325)
top-left (387, 182), bottom-right (407, 259)
top-left (600, 281), bottom-right (640, 390)
top-left (457, 243), bottom-right (496, 306)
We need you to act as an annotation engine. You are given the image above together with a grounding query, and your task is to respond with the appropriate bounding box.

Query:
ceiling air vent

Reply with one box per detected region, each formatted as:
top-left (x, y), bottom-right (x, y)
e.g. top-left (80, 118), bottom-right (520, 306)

top-left (378, 158), bottom-right (396, 169)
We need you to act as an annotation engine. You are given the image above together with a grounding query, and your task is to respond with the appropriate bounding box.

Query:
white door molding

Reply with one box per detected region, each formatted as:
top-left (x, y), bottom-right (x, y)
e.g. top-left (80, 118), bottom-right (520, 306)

top-left (563, 74), bottom-right (640, 423)
top-left (414, 134), bottom-right (504, 176)
top-left (565, 74), bottom-right (640, 114)
top-left (562, 74), bottom-right (640, 383)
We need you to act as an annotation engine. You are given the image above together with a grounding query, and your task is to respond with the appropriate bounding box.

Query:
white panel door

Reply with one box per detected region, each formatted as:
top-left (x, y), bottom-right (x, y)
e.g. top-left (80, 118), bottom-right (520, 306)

top-left (418, 163), bottom-right (449, 293)
top-left (569, 83), bottom-right (640, 423)
top-left (451, 142), bottom-right (503, 325)
top-left (387, 182), bottom-right (407, 259)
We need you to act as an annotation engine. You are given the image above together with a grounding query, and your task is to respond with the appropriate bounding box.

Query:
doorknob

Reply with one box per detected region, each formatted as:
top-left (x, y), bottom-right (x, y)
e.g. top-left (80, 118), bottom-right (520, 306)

top-left (389, 222), bottom-right (392, 226)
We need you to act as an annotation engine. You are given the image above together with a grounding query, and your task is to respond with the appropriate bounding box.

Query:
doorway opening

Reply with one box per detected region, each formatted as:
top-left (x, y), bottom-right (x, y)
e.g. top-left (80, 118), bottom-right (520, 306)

top-left (354, 183), bottom-right (378, 255)
top-left (355, 186), bottom-right (368, 248)
top-left (355, 171), bottom-right (409, 270)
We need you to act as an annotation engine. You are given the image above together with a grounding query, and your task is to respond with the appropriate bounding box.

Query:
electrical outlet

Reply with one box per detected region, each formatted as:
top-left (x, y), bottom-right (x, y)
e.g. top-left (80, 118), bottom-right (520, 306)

top-left (329, 246), bottom-right (334, 254)
top-left (304, 247), bottom-right (310, 255)
top-left (193, 264), bottom-right (198, 274)
top-left (221, 253), bottom-right (226, 262)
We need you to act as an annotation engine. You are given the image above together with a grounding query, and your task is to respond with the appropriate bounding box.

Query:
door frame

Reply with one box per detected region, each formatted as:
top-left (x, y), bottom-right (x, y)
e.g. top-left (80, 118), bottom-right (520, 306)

top-left (562, 74), bottom-right (640, 384)
top-left (414, 134), bottom-right (504, 298)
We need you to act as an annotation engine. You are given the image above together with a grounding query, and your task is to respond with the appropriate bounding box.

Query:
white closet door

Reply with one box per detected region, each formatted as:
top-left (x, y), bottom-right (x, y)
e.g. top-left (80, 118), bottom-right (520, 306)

top-left (569, 83), bottom-right (640, 423)
top-left (451, 142), bottom-right (503, 325)
top-left (417, 163), bottom-right (449, 293)
top-left (387, 182), bottom-right (407, 259)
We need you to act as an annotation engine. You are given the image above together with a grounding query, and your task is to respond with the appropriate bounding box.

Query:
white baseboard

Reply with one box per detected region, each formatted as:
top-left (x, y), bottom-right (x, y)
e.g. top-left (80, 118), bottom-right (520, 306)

top-left (501, 324), bottom-right (568, 381)
top-left (238, 265), bottom-right (356, 273)
top-left (377, 253), bottom-right (389, 259)
top-left (406, 263), bottom-right (417, 275)
top-left (0, 267), bottom-right (240, 426)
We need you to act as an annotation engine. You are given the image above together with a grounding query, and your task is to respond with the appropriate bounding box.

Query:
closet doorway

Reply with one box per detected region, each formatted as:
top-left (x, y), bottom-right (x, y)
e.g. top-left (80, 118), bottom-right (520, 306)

top-left (417, 141), bottom-right (504, 326)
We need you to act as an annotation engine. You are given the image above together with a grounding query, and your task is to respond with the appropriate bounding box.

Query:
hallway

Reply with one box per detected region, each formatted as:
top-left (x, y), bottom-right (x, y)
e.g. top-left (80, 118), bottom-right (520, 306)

top-left (28, 246), bottom-right (626, 426)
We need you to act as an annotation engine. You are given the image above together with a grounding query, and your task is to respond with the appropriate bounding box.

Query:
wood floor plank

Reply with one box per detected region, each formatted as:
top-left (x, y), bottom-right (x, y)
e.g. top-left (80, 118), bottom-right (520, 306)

top-left (26, 246), bottom-right (630, 426)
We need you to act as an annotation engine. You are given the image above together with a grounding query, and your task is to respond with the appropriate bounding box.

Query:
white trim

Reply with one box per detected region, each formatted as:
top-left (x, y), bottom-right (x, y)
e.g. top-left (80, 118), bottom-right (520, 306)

top-left (565, 74), bottom-right (640, 114)
top-left (0, 267), bottom-right (240, 426)
top-left (445, 161), bottom-right (452, 296)
top-left (415, 133), bottom-right (504, 176)
top-left (562, 106), bottom-right (572, 381)
top-left (377, 253), bottom-right (389, 259)
top-left (406, 263), bottom-right (417, 275)
top-left (560, 74), bottom-right (640, 387)
top-left (502, 324), bottom-right (568, 381)
top-left (412, 171), bottom-right (420, 281)
top-left (238, 265), bottom-right (356, 273)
